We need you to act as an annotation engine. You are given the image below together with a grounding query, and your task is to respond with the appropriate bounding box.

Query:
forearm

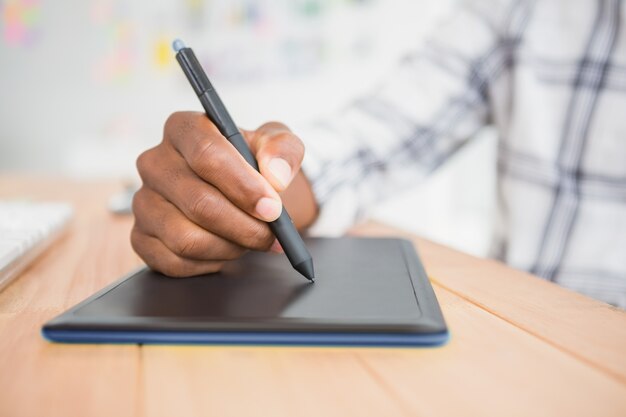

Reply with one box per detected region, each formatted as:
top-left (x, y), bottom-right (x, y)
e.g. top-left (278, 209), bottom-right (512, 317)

top-left (292, 0), bottom-right (507, 235)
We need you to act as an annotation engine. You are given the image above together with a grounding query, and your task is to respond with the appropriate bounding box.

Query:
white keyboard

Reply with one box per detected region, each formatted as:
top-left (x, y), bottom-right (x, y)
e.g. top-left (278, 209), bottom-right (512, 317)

top-left (0, 201), bottom-right (74, 292)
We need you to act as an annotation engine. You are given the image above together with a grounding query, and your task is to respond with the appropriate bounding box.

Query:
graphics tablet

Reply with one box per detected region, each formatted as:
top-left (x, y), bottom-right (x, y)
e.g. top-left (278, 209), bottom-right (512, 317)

top-left (42, 238), bottom-right (448, 347)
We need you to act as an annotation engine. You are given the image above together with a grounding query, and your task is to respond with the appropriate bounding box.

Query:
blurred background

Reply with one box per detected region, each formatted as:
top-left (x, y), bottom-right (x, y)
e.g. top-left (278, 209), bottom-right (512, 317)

top-left (0, 0), bottom-right (497, 257)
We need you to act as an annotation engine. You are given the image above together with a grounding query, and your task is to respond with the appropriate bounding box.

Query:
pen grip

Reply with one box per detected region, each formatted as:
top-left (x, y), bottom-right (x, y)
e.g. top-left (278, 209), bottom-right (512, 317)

top-left (227, 133), bottom-right (309, 265)
top-left (199, 91), bottom-right (241, 140)
top-left (226, 131), bottom-right (259, 170)
top-left (176, 44), bottom-right (313, 278)
top-left (269, 210), bottom-right (310, 265)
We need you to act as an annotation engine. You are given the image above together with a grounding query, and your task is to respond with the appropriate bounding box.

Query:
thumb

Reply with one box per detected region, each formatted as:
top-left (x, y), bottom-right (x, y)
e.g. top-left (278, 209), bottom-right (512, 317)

top-left (242, 123), bottom-right (305, 193)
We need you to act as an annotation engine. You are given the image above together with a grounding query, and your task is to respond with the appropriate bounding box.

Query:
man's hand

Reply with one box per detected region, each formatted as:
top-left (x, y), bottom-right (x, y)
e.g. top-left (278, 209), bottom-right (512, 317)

top-left (131, 112), bottom-right (317, 277)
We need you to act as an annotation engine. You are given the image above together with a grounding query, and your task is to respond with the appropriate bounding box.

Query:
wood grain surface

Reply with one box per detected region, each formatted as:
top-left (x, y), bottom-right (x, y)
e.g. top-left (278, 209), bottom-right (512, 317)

top-left (1, 176), bottom-right (625, 417)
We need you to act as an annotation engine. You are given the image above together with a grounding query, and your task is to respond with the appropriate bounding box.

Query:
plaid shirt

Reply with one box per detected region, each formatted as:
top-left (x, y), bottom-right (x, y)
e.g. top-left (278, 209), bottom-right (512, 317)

top-left (300, 0), bottom-right (626, 308)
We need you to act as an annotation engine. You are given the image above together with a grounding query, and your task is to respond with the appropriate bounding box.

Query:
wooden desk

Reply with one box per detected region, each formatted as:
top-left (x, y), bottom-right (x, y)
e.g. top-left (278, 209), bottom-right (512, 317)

top-left (1, 176), bottom-right (625, 417)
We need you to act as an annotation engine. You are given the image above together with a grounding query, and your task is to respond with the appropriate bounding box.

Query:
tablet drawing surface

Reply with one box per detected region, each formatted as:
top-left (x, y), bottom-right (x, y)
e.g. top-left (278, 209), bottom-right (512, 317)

top-left (43, 238), bottom-right (448, 346)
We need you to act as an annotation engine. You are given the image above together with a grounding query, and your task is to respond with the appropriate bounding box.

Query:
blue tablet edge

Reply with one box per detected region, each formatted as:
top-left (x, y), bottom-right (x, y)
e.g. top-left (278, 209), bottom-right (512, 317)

top-left (41, 238), bottom-right (450, 348)
top-left (42, 329), bottom-right (450, 347)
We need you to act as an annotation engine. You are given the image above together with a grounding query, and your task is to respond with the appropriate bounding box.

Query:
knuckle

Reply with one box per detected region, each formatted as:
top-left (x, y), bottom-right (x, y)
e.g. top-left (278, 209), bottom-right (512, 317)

top-left (130, 227), bottom-right (147, 257)
top-left (273, 130), bottom-right (295, 143)
top-left (163, 165), bottom-right (183, 184)
top-left (166, 261), bottom-right (189, 277)
top-left (188, 190), bottom-right (224, 223)
top-left (293, 136), bottom-right (305, 159)
top-left (157, 261), bottom-right (186, 278)
top-left (171, 229), bottom-right (203, 259)
top-left (164, 111), bottom-right (202, 145)
top-left (277, 131), bottom-right (305, 159)
top-left (164, 112), bottom-right (182, 130)
top-left (137, 147), bottom-right (185, 190)
top-left (150, 252), bottom-right (188, 278)
top-left (136, 149), bottom-right (154, 178)
top-left (263, 121), bottom-right (287, 130)
top-left (164, 111), bottom-right (188, 134)
top-left (257, 131), bottom-right (304, 168)
top-left (131, 187), bottom-right (147, 215)
top-left (241, 222), bottom-right (274, 250)
top-left (190, 138), bottom-right (218, 174)
top-left (131, 189), bottom-right (163, 233)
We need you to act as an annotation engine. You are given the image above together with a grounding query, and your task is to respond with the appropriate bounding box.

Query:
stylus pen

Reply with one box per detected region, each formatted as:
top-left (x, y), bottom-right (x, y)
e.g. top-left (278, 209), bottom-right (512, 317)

top-left (172, 39), bottom-right (315, 282)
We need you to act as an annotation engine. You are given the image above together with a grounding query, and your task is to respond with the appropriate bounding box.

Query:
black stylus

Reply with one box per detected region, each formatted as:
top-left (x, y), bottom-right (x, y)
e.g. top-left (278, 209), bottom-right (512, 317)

top-left (172, 39), bottom-right (315, 282)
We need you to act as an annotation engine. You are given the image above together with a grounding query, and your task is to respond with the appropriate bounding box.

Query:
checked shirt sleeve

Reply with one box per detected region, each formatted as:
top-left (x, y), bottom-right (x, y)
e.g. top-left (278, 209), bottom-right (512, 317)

top-left (299, 0), bottom-right (515, 235)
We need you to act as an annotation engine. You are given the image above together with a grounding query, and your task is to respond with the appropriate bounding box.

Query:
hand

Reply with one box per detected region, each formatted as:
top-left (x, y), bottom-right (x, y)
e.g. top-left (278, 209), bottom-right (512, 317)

top-left (131, 112), bottom-right (315, 277)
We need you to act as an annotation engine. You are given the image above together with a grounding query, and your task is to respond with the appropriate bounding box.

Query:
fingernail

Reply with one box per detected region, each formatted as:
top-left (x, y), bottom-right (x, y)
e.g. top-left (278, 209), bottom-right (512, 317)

top-left (270, 239), bottom-right (284, 254)
top-left (268, 158), bottom-right (292, 189)
top-left (255, 197), bottom-right (282, 221)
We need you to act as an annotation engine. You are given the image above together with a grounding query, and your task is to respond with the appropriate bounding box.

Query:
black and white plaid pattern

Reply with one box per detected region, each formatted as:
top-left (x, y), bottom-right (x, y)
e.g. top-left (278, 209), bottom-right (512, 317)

top-left (300, 0), bottom-right (626, 307)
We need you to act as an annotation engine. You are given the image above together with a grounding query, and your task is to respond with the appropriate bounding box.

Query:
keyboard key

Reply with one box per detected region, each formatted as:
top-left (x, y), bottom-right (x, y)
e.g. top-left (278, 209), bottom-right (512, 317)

top-left (0, 242), bottom-right (21, 271)
top-left (0, 201), bottom-right (73, 291)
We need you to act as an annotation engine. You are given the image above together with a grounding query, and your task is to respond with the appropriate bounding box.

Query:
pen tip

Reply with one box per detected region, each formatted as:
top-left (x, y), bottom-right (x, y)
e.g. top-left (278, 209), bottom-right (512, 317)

top-left (172, 39), bottom-right (186, 52)
top-left (294, 259), bottom-right (315, 282)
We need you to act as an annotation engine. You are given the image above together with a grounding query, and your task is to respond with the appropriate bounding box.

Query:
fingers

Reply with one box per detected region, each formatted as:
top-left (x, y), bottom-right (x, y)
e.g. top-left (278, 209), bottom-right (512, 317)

top-left (132, 112), bottom-right (306, 278)
top-left (132, 187), bottom-right (248, 261)
top-left (243, 122), bottom-right (306, 192)
top-left (130, 228), bottom-right (225, 278)
top-left (132, 182), bottom-right (275, 252)
top-left (162, 112), bottom-right (282, 222)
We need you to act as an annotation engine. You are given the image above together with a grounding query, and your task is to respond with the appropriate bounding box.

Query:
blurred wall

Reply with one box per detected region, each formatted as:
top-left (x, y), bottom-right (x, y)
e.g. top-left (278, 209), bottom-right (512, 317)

top-left (0, 0), bottom-right (496, 256)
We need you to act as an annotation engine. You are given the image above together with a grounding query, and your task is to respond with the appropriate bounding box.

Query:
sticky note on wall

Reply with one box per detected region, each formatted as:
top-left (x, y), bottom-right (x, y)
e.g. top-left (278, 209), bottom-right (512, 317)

top-left (154, 35), bottom-right (172, 69)
top-left (2, 0), bottom-right (41, 47)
